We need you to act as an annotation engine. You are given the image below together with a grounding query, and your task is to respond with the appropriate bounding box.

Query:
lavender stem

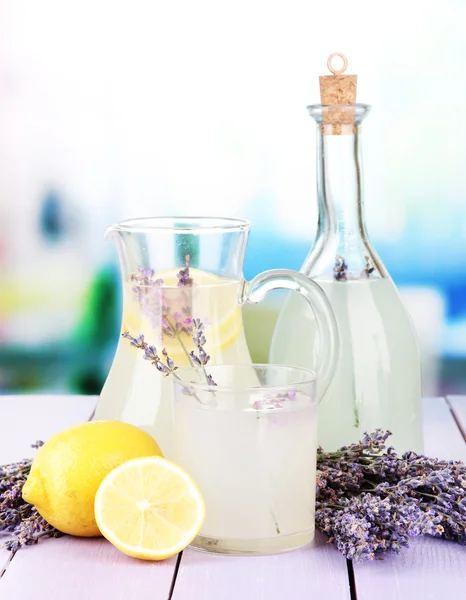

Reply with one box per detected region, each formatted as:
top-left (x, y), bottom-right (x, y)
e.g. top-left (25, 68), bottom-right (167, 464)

top-left (164, 316), bottom-right (195, 367)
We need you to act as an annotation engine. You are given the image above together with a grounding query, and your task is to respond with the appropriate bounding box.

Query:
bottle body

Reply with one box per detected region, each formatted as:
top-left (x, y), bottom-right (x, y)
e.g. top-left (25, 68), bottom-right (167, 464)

top-left (271, 276), bottom-right (423, 452)
top-left (270, 105), bottom-right (423, 453)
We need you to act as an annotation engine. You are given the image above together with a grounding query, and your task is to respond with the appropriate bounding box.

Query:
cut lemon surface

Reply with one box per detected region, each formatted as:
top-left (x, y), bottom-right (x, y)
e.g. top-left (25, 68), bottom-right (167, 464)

top-left (94, 456), bottom-right (205, 560)
top-left (122, 267), bottom-right (243, 361)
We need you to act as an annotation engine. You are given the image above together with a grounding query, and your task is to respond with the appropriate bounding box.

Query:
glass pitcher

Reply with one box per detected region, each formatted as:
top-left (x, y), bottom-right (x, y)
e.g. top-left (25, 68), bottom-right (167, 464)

top-left (95, 217), bottom-right (339, 457)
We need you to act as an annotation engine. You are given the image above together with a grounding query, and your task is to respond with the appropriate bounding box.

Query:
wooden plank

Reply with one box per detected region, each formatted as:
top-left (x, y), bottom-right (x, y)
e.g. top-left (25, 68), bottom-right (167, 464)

top-left (423, 397), bottom-right (466, 461)
top-left (0, 549), bottom-right (13, 577)
top-left (353, 397), bottom-right (466, 600)
top-left (353, 535), bottom-right (466, 600)
top-left (447, 396), bottom-right (466, 442)
top-left (0, 535), bottom-right (177, 600)
top-left (0, 395), bottom-right (97, 464)
top-left (172, 531), bottom-right (351, 600)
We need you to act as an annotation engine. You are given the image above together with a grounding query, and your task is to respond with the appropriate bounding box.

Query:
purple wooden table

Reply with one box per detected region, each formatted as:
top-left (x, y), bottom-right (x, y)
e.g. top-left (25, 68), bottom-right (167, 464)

top-left (1, 395), bottom-right (465, 600)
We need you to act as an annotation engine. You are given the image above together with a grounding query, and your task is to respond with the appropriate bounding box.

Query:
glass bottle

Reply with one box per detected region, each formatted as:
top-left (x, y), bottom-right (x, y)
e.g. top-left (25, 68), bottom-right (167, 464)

top-left (270, 103), bottom-right (423, 453)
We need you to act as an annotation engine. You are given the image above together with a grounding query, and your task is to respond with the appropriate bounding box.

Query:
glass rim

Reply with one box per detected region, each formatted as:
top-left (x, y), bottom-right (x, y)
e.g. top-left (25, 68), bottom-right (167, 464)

top-left (173, 363), bottom-right (317, 392)
top-left (306, 103), bottom-right (371, 111)
top-left (106, 216), bottom-right (251, 234)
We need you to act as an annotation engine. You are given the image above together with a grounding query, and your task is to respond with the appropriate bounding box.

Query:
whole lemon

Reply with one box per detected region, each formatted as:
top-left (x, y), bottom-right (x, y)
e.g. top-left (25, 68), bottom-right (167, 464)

top-left (22, 421), bottom-right (162, 537)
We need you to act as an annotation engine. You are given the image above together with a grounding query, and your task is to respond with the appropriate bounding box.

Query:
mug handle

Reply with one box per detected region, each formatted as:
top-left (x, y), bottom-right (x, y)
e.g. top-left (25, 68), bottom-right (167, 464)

top-left (242, 269), bottom-right (340, 402)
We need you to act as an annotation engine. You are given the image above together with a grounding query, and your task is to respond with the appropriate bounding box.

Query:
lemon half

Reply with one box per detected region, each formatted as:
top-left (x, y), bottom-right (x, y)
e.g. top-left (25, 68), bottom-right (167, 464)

top-left (94, 456), bottom-right (205, 560)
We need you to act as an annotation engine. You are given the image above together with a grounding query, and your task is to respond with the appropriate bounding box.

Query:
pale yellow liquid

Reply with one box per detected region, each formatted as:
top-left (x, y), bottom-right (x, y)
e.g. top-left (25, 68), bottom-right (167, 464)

top-left (97, 277), bottom-right (254, 458)
top-left (270, 277), bottom-right (423, 453)
top-left (174, 390), bottom-right (317, 553)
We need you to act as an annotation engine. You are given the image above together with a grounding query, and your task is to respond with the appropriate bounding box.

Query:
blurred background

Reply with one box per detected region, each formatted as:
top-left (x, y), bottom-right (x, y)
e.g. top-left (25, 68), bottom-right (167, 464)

top-left (1, 0), bottom-right (465, 396)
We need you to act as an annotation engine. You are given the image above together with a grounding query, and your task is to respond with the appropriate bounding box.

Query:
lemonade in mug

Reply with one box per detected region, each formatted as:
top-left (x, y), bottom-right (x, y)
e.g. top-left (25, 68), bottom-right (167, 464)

top-left (172, 364), bottom-right (318, 555)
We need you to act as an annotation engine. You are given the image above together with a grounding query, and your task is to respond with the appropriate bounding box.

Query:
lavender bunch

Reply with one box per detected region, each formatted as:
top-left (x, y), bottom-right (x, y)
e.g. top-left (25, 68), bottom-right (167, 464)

top-left (1, 443), bottom-right (63, 552)
top-left (316, 430), bottom-right (466, 561)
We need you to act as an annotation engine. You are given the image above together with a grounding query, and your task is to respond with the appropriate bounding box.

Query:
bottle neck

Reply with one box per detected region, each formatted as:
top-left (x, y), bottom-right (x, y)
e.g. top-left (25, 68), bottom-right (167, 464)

top-left (303, 105), bottom-right (386, 280)
top-left (316, 124), bottom-right (367, 242)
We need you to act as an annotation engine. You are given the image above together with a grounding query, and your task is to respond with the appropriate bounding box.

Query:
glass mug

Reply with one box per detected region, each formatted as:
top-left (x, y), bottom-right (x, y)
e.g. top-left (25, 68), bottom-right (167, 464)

top-left (172, 364), bottom-right (318, 555)
top-left (95, 217), bottom-right (339, 457)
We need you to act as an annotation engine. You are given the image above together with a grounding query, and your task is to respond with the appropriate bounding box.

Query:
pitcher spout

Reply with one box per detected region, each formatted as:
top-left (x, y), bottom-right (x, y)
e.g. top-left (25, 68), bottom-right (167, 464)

top-left (104, 223), bottom-right (119, 241)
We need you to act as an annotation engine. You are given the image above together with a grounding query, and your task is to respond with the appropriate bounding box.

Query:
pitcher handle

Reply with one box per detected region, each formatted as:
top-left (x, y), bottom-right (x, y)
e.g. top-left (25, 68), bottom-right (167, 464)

top-left (242, 269), bottom-right (340, 402)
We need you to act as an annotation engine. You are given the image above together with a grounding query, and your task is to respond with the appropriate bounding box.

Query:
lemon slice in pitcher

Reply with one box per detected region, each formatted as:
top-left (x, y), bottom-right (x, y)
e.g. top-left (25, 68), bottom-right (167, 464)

top-left (95, 456), bottom-right (205, 560)
top-left (122, 268), bottom-right (243, 361)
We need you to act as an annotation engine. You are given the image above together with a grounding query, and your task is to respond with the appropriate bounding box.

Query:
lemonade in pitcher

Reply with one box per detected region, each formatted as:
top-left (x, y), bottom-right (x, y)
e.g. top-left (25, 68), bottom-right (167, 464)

top-left (96, 263), bottom-right (253, 456)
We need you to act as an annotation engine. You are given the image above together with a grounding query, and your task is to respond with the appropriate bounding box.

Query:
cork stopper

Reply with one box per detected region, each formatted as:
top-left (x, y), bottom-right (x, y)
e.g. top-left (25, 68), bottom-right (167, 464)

top-left (319, 53), bottom-right (357, 134)
top-left (319, 53), bottom-right (357, 104)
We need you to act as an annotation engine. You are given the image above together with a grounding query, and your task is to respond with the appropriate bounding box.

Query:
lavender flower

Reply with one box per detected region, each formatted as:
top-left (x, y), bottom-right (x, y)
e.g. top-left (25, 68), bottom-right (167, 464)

top-left (122, 332), bottom-right (147, 349)
top-left (122, 316), bottom-right (217, 389)
top-left (316, 430), bottom-right (466, 561)
top-left (129, 257), bottom-right (194, 334)
top-left (131, 265), bottom-right (156, 286)
top-left (180, 319), bottom-right (217, 394)
top-left (252, 390), bottom-right (297, 411)
top-left (177, 255), bottom-right (193, 287)
top-left (3, 514), bottom-right (63, 552)
top-left (206, 374), bottom-right (217, 387)
top-left (162, 348), bottom-right (175, 371)
top-left (143, 345), bottom-right (159, 361)
top-left (161, 317), bottom-right (176, 339)
top-left (1, 444), bottom-right (63, 551)
top-left (189, 351), bottom-right (202, 367)
top-left (333, 255), bottom-right (348, 281)
top-left (140, 267), bottom-right (154, 279)
top-left (123, 333), bottom-right (178, 378)
top-left (189, 347), bottom-right (210, 367)
top-left (362, 255), bottom-right (375, 278)
top-left (189, 319), bottom-right (215, 380)
top-left (316, 492), bottom-right (428, 561)
top-left (154, 362), bottom-right (171, 376)
top-left (192, 319), bottom-right (207, 346)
